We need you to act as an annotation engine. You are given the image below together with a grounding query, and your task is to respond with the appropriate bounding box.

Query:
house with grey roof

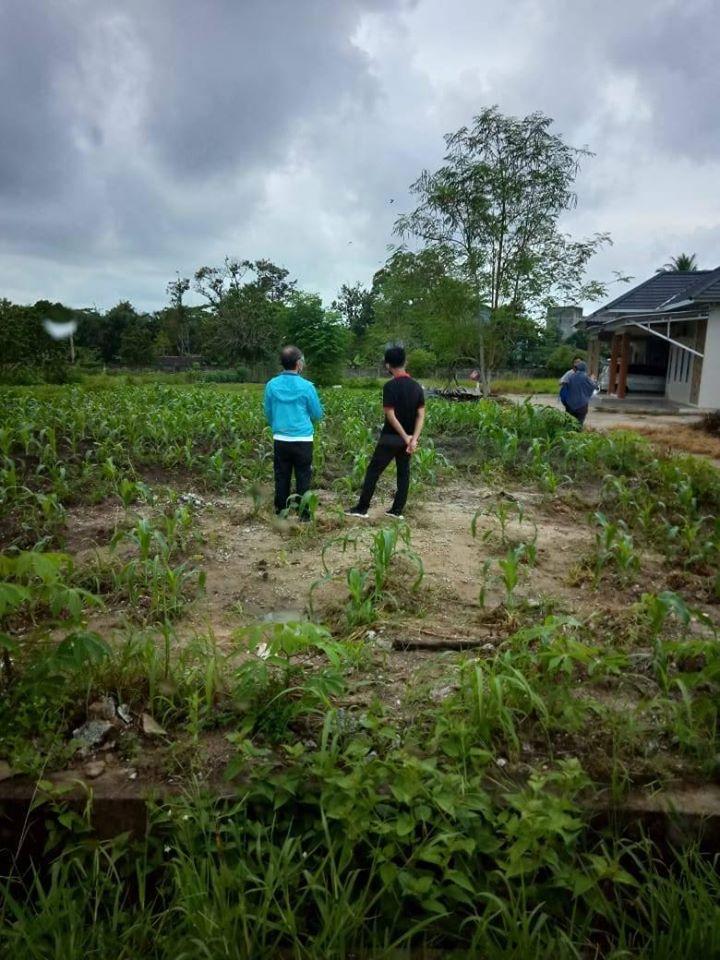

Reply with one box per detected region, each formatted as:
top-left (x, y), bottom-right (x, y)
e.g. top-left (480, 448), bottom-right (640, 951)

top-left (584, 266), bottom-right (720, 407)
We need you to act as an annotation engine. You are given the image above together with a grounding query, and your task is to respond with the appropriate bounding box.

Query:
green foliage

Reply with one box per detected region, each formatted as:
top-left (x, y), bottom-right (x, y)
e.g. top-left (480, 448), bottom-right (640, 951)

top-left (189, 364), bottom-right (255, 384)
top-left (546, 344), bottom-right (586, 376)
top-left (0, 298), bottom-right (75, 383)
top-left (0, 548), bottom-right (107, 760)
top-left (659, 252), bottom-right (698, 272)
top-left (369, 246), bottom-right (477, 365)
top-left (407, 347), bottom-right (437, 377)
top-left (195, 257), bottom-right (295, 366)
top-left (331, 281), bottom-right (375, 336)
top-left (286, 293), bottom-right (348, 386)
top-left (119, 312), bottom-right (158, 366)
top-left (228, 621), bottom-right (348, 743)
top-left (394, 107), bottom-right (610, 388)
top-left (592, 512), bottom-right (640, 586)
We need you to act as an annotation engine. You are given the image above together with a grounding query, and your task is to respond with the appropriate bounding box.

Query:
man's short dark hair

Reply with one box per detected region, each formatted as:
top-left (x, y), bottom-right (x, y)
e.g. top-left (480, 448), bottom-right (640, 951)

top-left (384, 345), bottom-right (406, 368)
top-left (281, 345), bottom-right (303, 370)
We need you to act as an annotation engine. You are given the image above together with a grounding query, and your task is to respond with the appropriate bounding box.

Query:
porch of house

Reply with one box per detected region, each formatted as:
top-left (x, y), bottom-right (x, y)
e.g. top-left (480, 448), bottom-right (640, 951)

top-left (587, 315), bottom-right (707, 409)
top-left (591, 395), bottom-right (706, 415)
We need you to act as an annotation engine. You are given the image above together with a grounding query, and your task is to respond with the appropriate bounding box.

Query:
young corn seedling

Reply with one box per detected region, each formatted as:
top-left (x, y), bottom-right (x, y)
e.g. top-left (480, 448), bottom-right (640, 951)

top-left (592, 512), bottom-right (639, 586)
top-left (477, 558), bottom-right (492, 609)
top-left (498, 544), bottom-right (526, 608)
top-left (637, 590), bottom-right (691, 693)
top-left (370, 524), bottom-right (424, 597)
top-left (345, 566), bottom-right (375, 626)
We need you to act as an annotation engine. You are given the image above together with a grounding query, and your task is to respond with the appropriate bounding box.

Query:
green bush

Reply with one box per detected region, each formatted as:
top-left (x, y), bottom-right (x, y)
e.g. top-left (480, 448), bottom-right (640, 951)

top-left (42, 360), bottom-right (83, 385)
top-left (407, 348), bottom-right (437, 378)
top-left (0, 364), bottom-right (44, 386)
top-left (0, 362), bottom-right (83, 385)
top-left (286, 294), bottom-right (348, 386)
top-left (198, 367), bottom-right (250, 384)
top-left (546, 345), bottom-right (586, 377)
top-left (342, 376), bottom-right (385, 390)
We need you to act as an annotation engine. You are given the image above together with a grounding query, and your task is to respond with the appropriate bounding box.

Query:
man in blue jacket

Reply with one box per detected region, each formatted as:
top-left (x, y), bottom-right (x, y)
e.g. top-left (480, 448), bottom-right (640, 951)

top-left (264, 346), bottom-right (324, 518)
top-left (562, 361), bottom-right (597, 427)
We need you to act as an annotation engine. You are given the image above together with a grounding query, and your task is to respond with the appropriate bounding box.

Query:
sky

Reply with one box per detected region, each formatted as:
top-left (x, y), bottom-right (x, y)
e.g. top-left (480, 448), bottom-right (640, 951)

top-left (1, 0), bottom-right (719, 314)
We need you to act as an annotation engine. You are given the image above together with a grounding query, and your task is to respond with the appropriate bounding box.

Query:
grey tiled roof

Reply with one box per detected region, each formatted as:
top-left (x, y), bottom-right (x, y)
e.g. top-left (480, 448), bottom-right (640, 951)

top-left (588, 266), bottom-right (720, 322)
top-left (687, 269), bottom-right (720, 303)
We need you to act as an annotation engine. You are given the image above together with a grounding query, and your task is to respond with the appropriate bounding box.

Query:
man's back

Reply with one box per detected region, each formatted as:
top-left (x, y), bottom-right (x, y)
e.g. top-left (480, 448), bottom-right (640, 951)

top-left (381, 374), bottom-right (425, 436)
top-left (264, 372), bottom-right (323, 438)
top-left (564, 370), bottom-right (595, 410)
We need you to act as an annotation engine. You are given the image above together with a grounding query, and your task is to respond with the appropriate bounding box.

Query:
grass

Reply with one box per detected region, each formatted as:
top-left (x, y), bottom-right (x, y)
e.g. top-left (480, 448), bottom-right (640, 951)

top-left (2, 745), bottom-right (720, 958)
top-left (491, 376), bottom-right (558, 394)
top-left (412, 376), bottom-right (558, 394)
top-left (607, 422), bottom-right (720, 460)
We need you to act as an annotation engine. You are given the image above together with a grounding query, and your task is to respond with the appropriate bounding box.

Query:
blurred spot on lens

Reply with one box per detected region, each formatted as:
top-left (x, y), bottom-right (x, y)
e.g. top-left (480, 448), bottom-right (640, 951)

top-left (43, 319), bottom-right (78, 340)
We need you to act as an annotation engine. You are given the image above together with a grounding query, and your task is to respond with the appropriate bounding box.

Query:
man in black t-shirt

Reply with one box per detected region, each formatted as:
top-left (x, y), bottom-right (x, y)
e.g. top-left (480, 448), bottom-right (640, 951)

top-left (345, 346), bottom-right (426, 520)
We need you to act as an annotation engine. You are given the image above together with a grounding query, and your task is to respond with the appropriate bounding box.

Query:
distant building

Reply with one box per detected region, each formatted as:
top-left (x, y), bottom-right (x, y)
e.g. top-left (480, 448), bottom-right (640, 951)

top-left (546, 306), bottom-right (583, 341)
top-left (157, 354), bottom-right (202, 372)
top-left (582, 266), bottom-right (720, 406)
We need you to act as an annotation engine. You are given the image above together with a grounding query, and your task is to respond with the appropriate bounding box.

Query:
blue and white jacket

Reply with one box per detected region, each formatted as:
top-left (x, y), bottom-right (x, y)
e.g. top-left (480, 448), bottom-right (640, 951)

top-left (263, 371), bottom-right (324, 440)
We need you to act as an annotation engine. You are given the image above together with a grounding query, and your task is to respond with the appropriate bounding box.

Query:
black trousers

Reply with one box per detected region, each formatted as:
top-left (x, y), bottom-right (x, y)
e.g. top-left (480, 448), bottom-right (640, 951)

top-left (568, 405), bottom-right (589, 426)
top-left (273, 440), bottom-right (313, 514)
top-left (357, 437), bottom-right (411, 513)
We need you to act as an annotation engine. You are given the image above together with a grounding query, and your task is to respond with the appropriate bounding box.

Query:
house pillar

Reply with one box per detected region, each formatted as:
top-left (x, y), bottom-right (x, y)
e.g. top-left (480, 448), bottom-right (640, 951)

top-left (617, 333), bottom-right (630, 399)
top-left (587, 338), bottom-right (600, 379)
top-left (690, 319), bottom-right (707, 406)
top-left (608, 334), bottom-right (622, 394)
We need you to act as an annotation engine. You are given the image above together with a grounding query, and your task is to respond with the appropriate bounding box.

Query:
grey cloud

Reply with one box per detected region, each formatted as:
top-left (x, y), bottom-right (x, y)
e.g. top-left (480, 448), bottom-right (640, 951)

top-left (0, 0), bottom-right (718, 312)
top-left (0, 0), bottom-right (403, 304)
top-left (0, 0), bottom-right (81, 198)
top-left (133, 0), bottom-right (384, 178)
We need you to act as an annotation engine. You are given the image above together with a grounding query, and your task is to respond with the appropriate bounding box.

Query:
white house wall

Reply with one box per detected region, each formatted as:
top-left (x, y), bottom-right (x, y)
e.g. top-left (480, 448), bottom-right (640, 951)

top-left (698, 307), bottom-right (720, 409)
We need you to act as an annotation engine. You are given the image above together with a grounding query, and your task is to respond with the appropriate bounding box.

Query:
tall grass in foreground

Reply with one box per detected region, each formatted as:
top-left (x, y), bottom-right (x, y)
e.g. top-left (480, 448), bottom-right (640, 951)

top-left (2, 812), bottom-right (719, 960)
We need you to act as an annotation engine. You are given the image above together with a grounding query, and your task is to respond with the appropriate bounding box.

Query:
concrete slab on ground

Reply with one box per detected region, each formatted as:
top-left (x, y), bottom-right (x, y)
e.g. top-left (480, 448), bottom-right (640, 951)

top-left (501, 394), bottom-right (706, 429)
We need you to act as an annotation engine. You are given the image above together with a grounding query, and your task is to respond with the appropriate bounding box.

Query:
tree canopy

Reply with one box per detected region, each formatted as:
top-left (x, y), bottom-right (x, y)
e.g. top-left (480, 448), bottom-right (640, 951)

top-left (657, 253), bottom-right (698, 272)
top-left (393, 106), bottom-right (610, 390)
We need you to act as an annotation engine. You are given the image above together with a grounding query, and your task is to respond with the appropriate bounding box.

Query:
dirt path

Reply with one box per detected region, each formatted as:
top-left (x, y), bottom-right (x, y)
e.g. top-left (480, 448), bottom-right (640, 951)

top-left (183, 481), bottom-right (653, 648)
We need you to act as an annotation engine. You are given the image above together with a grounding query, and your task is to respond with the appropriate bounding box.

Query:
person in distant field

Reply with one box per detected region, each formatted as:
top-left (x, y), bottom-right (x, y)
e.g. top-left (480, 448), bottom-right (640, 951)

top-left (562, 361), bottom-right (597, 428)
top-left (263, 346), bottom-right (324, 519)
top-left (345, 346), bottom-right (425, 520)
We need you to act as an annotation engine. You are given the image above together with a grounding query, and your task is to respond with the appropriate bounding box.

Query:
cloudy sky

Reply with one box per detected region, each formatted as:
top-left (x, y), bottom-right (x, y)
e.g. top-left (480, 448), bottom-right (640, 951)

top-left (2, 0), bottom-right (719, 313)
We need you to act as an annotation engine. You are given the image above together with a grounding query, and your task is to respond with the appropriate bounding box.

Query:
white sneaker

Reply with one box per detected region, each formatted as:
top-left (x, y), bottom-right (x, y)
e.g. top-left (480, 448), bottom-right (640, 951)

top-left (384, 509), bottom-right (404, 520)
top-left (345, 507), bottom-right (369, 518)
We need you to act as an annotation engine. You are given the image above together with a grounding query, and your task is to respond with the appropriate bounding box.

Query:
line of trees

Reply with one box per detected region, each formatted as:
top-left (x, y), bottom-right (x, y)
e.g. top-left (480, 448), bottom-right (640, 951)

top-left (2, 107), bottom-right (613, 387)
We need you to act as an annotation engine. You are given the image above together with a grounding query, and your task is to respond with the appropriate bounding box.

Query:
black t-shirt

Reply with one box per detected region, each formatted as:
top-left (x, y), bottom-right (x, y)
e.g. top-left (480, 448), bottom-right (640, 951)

top-left (381, 373), bottom-right (425, 437)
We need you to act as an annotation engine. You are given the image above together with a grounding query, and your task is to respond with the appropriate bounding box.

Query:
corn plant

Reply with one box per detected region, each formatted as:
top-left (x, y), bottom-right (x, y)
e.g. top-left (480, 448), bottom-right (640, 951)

top-left (592, 512), bottom-right (639, 586)
top-left (636, 590), bottom-right (692, 693)
top-left (345, 567), bottom-right (374, 626)
top-left (116, 477), bottom-right (151, 508)
top-left (0, 550), bottom-right (105, 685)
top-left (498, 544), bottom-right (526, 607)
top-left (370, 524), bottom-right (424, 596)
top-left (229, 621), bottom-right (348, 742)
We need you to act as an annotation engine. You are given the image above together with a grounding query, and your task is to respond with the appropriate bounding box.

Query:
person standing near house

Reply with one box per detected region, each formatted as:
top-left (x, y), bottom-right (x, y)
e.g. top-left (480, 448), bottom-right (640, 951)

top-left (559, 358), bottom-right (584, 386)
top-left (264, 346), bottom-right (324, 519)
top-left (563, 361), bottom-right (597, 427)
top-left (345, 346), bottom-right (425, 520)
top-left (559, 357), bottom-right (583, 412)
